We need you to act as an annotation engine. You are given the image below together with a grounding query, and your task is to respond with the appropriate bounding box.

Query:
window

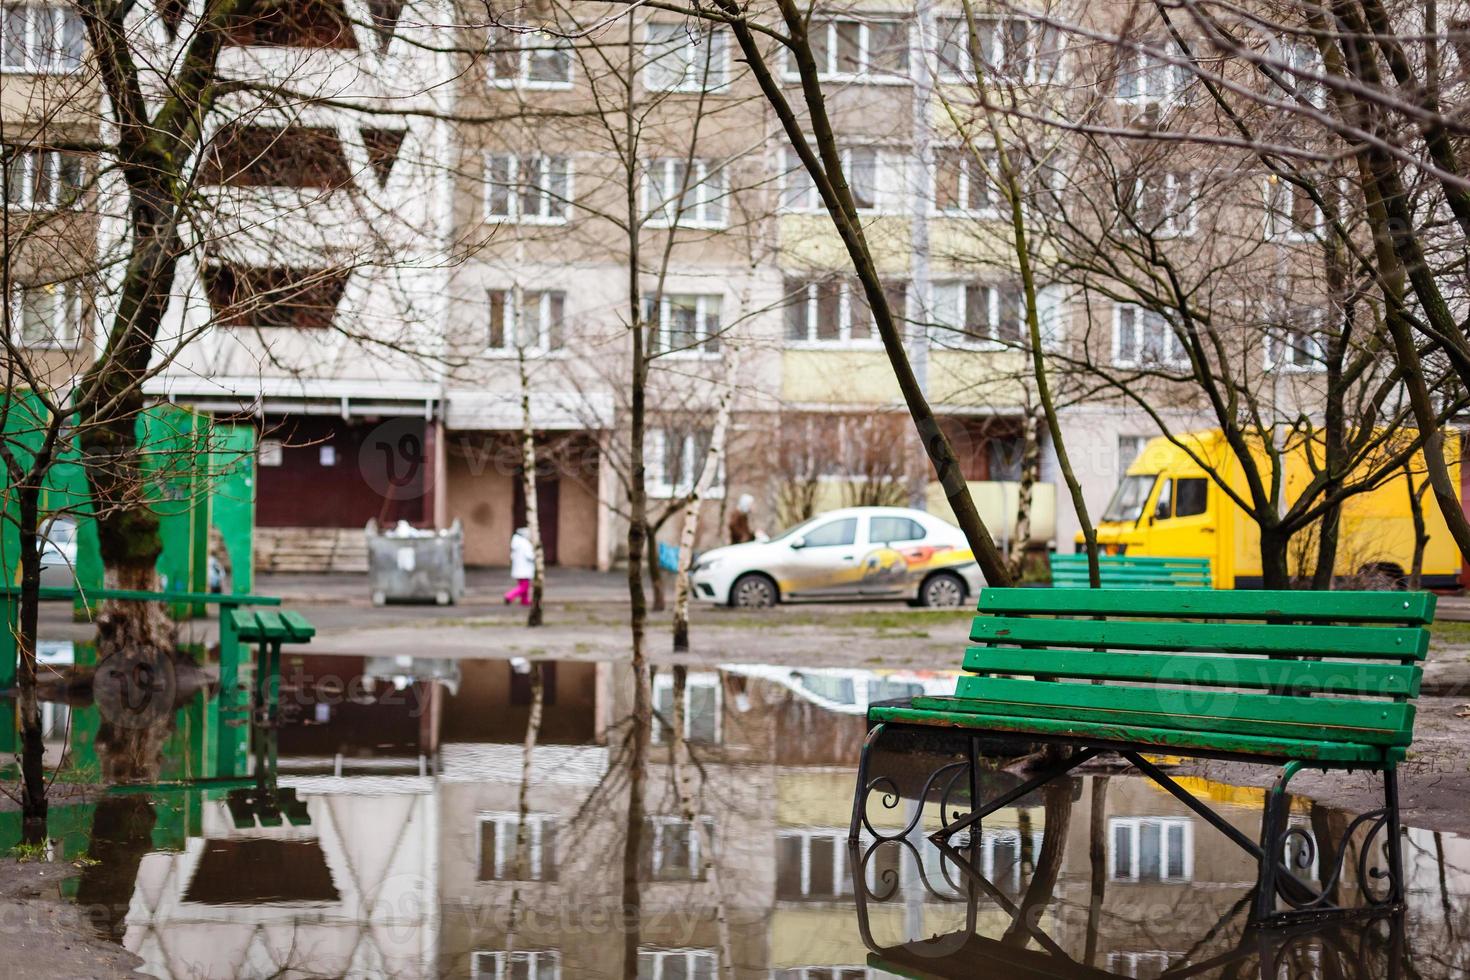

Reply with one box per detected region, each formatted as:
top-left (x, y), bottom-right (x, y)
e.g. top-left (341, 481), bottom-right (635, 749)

top-left (1105, 952), bottom-right (1174, 977)
top-left (1275, 38), bottom-right (1325, 108)
top-left (203, 125), bottom-right (351, 188)
top-left (930, 281), bottom-right (1021, 348)
top-left (1265, 317), bottom-right (1327, 372)
top-left (1264, 176), bottom-right (1324, 241)
top-left (1109, 817), bottom-right (1192, 882)
top-left (644, 23), bottom-right (728, 92)
top-left (1116, 42), bottom-right (1193, 105)
top-left (869, 516), bottom-right (924, 543)
top-left (222, 0), bottom-right (355, 49)
top-left (777, 829), bottom-right (852, 900)
top-left (644, 816), bottom-right (715, 881)
top-left (1128, 171), bottom-right (1197, 236)
top-left (784, 277), bottom-right (904, 344)
top-left (1152, 479), bottom-right (1173, 521)
top-left (781, 145), bottom-right (902, 213)
top-left (936, 14), bottom-right (1063, 82)
top-left (637, 949), bottom-right (716, 980)
top-left (644, 293), bottom-right (720, 355)
top-left (1174, 477), bottom-right (1208, 517)
top-left (933, 148), bottom-right (996, 214)
top-left (1113, 304), bottom-right (1187, 368)
top-left (4, 149), bottom-right (83, 209)
top-left (203, 264), bottom-right (348, 329)
top-left (802, 517), bottom-right (857, 547)
top-left (488, 288), bottom-right (564, 353)
top-left (9, 280), bottom-right (80, 348)
top-left (473, 950), bottom-right (561, 980)
top-left (642, 158), bottom-right (726, 227)
top-left (486, 154), bottom-right (571, 223)
top-left (1117, 435), bottom-right (1149, 479)
top-left (1, 4), bottom-right (83, 72)
top-left (488, 28), bottom-right (572, 87)
top-left (645, 426), bottom-right (722, 499)
top-left (478, 812), bottom-right (558, 881)
top-left (652, 670), bottom-right (721, 744)
top-left (787, 18), bottom-right (909, 80)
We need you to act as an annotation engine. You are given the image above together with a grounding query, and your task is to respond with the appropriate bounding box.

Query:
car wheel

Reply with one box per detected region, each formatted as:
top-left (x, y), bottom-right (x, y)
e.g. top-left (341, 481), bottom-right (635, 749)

top-left (920, 572), bottom-right (966, 608)
top-left (730, 573), bottom-right (778, 609)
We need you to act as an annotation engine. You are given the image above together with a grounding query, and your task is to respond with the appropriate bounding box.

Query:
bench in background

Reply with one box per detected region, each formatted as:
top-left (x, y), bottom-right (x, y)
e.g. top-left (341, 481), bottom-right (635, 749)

top-left (1050, 554), bottom-right (1212, 588)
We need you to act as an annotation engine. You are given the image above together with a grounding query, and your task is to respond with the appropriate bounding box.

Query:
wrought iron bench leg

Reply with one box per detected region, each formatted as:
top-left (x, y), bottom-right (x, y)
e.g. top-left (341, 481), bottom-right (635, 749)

top-left (849, 723), bottom-right (887, 844)
top-left (1255, 761), bottom-right (1303, 922)
top-left (1382, 764), bottom-right (1404, 908)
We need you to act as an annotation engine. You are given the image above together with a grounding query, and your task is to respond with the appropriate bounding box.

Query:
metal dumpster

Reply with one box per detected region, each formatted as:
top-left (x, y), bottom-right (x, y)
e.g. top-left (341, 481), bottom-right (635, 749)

top-left (366, 518), bottom-right (465, 605)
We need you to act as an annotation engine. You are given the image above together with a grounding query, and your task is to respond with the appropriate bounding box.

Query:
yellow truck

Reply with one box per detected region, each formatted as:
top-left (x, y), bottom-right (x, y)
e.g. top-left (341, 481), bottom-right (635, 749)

top-left (1089, 429), bottom-right (1463, 589)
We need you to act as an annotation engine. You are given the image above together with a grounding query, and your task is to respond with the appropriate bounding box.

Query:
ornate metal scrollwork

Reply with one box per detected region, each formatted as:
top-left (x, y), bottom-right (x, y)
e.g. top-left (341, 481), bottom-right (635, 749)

top-left (856, 760), bottom-right (971, 842)
top-left (1274, 808), bottom-right (1396, 911)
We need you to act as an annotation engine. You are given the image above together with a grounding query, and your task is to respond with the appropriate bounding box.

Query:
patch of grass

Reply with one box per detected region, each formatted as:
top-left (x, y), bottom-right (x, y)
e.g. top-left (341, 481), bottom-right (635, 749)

top-left (8, 840), bottom-right (47, 862)
top-left (1430, 620), bottom-right (1470, 647)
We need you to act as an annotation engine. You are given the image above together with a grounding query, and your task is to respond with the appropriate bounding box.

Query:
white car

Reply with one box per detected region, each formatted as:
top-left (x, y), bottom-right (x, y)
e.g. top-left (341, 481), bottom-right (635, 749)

top-left (689, 506), bottom-right (984, 608)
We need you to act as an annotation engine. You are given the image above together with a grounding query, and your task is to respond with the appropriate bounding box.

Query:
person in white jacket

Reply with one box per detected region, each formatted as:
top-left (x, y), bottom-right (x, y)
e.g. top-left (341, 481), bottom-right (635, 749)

top-left (504, 527), bottom-right (536, 606)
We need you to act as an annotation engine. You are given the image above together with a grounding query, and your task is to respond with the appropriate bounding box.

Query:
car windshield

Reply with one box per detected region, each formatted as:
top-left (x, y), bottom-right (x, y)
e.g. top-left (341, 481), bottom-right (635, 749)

top-left (1102, 474), bottom-right (1157, 523)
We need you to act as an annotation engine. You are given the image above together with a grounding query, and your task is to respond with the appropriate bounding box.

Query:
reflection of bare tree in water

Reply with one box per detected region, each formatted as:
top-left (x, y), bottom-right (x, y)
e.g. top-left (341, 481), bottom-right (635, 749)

top-left (73, 796), bottom-right (156, 943)
top-left (504, 662), bottom-right (545, 956)
top-left (1001, 779), bottom-right (1071, 947)
top-left (1084, 775), bottom-right (1108, 966)
top-left (89, 648), bottom-right (213, 783)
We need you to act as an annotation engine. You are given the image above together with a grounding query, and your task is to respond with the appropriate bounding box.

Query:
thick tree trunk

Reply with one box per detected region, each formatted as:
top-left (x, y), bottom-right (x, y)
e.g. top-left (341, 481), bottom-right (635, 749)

top-left (16, 489), bottom-right (47, 843)
top-left (1260, 526), bottom-right (1293, 590)
top-left (646, 533), bottom-right (665, 613)
top-left (1408, 470), bottom-right (1430, 590)
top-left (672, 359), bottom-right (738, 652)
top-left (1008, 412), bottom-right (1040, 582)
top-left (1001, 780), bottom-right (1072, 946)
top-left (518, 347), bottom-right (545, 627)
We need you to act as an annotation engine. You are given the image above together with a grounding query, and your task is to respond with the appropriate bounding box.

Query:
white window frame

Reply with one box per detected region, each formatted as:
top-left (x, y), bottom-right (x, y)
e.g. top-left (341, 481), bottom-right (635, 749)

top-left (1264, 313), bottom-right (1328, 373)
top-left (642, 157), bottom-right (727, 228)
top-left (651, 669), bottom-right (723, 744)
top-left (1263, 176), bottom-right (1324, 242)
top-left (473, 950), bottom-right (561, 980)
top-left (644, 428), bottom-right (725, 500)
top-left (1115, 43), bottom-right (1193, 106)
top-left (1130, 171), bottom-right (1198, 237)
top-left (931, 147), bottom-right (998, 216)
top-left (1105, 952), bottom-right (1175, 976)
top-left (776, 828), bottom-right (853, 899)
top-left (783, 277), bottom-right (894, 347)
top-left (646, 816), bottom-right (716, 880)
top-left (780, 145), bottom-right (899, 214)
top-left (4, 148), bottom-right (82, 209)
top-left (1113, 303), bottom-right (1188, 368)
top-left (929, 281), bottom-right (1014, 350)
top-left (1, 4), bottom-right (84, 74)
top-left (1273, 37), bottom-right (1326, 109)
top-left (783, 17), bottom-right (911, 83)
top-left (477, 811), bottom-right (558, 881)
top-left (485, 153), bottom-right (572, 224)
top-left (643, 22), bottom-right (730, 93)
top-left (645, 292), bottom-right (721, 357)
top-left (9, 280), bottom-right (80, 349)
top-left (1117, 434), bottom-right (1150, 479)
top-left (486, 28), bottom-right (573, 89)
top-left (934, 13), bottom-right (1062, 84)
top-left (1108, 816), bottom-right (1194, 883)
top-left (486, 287), bottom-right (565, 355)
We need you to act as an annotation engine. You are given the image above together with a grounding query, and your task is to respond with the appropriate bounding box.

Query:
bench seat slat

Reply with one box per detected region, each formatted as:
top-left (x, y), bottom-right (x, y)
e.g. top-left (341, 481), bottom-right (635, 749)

top-left (250, 610), bottom-right (289, 640)
top-left (225, 608), bottom-right (258, 638)
top-left (971, 616), bottom-right (1428, 660)
top-left (978, 587), bottom-right (1435, 624)
top-left (871, 701), bottom-right (1401, 764)
top-left (279, 610), bottom-right (316, 642)
top-left (961, 648), bottom-right (1421, 697)
top-left (939, 678), bottom-right (1413, 745)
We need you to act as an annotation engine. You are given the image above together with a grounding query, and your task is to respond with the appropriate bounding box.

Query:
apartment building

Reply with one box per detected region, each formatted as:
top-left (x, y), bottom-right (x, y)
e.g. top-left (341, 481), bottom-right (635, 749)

top-left (5, 1), bottom-right (1378, 575)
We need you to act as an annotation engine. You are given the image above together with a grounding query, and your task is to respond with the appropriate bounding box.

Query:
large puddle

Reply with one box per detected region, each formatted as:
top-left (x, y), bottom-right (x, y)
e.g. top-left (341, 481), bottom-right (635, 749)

top-left (4, 648), bottom-right (1468, 978)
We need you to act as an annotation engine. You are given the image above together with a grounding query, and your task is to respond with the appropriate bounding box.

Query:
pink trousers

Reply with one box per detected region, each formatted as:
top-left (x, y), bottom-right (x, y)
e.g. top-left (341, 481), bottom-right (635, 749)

top-left (504, 579), bottom-right (531, 605)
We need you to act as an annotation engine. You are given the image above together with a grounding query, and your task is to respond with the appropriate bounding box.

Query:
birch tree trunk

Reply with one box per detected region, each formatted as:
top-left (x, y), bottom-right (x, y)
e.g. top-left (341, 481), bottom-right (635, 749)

top-left (672, 351), bottom-right (741, 652)
top-left (1008, 411), bottom-right (1040, 582)
top-left (504, 661), bottom-right (544, 956)
top-left (518, 345), bottom-right (546, 627)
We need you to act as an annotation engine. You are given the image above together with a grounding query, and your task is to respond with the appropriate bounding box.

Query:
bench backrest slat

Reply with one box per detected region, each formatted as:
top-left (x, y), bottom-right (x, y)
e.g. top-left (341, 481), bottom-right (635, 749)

top-left (978, 587), bottom-right (1435, 624)
top-left (971, 616), bottom-right (1429, 660)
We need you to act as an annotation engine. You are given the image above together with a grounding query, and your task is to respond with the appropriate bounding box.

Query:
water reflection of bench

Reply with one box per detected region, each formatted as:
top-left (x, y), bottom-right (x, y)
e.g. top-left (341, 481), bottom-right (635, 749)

top-left (1, 585), bottom-right (314, 777)
top-left (851, 587), bottom-right (1430, 924)
top-left (848, 835), bottom-right (1407, 979)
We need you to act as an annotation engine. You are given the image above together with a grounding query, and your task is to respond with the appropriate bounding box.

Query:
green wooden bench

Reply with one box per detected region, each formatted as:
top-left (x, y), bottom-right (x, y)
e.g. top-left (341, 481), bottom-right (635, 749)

top-left (221, 607), bottom-right (315, 778)
top-left (850, 587), bottom-right (1432, 924)
top-left (1050, 553), bottom-right (1212, 588)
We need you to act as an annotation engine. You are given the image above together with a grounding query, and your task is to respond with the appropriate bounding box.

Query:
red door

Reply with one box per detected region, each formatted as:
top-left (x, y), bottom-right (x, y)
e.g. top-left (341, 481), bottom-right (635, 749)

top-left (513, 476), bottom-right (560, 566)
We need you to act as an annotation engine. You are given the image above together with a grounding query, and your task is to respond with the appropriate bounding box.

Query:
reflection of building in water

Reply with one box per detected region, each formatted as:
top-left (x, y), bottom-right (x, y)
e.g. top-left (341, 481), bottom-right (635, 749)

top-left (95, 656), bottom-right (1470, 978)
top-left (122, 778), bottom-right (437, 978)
